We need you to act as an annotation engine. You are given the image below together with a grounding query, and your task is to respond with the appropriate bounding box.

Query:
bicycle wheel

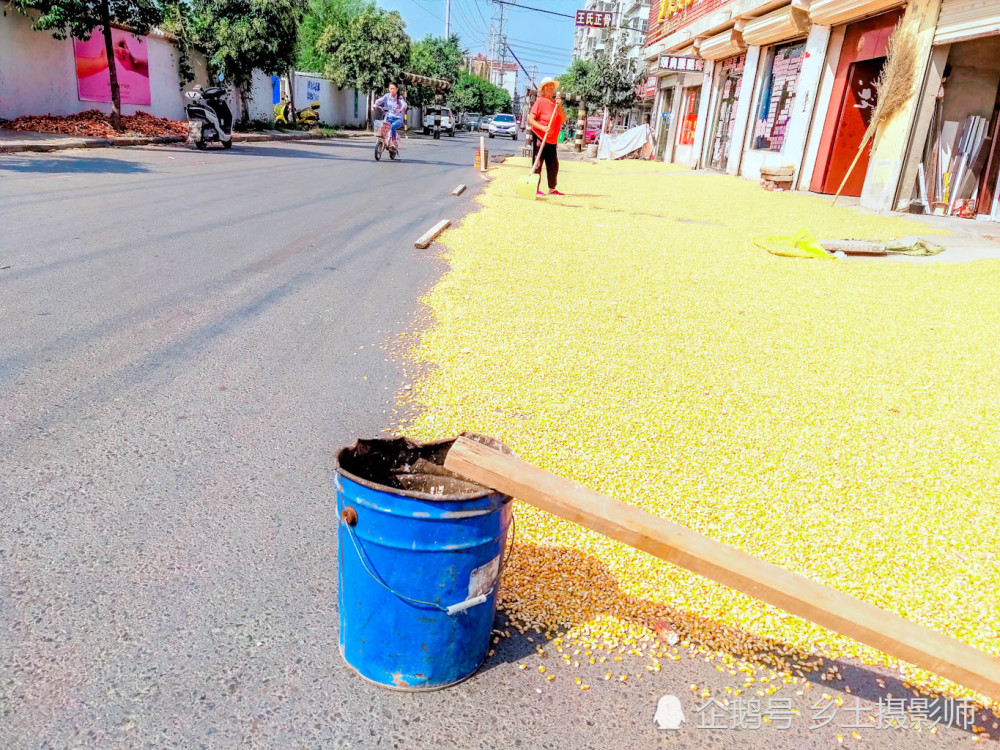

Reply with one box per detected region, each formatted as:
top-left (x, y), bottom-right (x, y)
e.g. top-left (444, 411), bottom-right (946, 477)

top-left (375, 139), bottom-right (383, 161)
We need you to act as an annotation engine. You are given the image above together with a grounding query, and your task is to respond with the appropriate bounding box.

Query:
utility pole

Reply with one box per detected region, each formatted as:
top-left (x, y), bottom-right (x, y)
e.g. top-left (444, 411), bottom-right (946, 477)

top-left (445, 0), bottom-right (450, 37)
top-left (600, 0), bottom-right (624, 141)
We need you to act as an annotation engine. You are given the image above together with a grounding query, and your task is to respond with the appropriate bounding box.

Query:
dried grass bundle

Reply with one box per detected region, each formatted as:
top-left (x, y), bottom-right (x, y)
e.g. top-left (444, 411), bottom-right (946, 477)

top-left (832, 22), bottom-right (920, 205)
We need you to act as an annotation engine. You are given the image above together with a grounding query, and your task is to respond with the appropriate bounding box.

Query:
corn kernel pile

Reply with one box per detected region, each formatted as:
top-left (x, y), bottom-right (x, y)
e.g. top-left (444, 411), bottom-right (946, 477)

top-left (403, 159), bottom-right (999, 713)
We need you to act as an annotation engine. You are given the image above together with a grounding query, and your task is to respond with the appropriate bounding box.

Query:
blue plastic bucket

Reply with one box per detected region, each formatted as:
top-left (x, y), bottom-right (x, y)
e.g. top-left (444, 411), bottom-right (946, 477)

top-left (334, 436), bottom-right (513, 690)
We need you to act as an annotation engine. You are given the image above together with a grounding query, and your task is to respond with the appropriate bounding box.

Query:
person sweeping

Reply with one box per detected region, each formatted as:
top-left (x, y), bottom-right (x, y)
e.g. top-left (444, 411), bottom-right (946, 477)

top-left (527, 77), bottom-right (566, 197)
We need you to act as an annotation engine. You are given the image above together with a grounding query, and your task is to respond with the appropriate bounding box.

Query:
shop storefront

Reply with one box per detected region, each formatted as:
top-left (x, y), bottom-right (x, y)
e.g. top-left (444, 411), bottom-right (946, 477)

top-left (910, 0), bottom-right (1000, 219)
top-left (651, 51), bottom-right (705, 164)
top-left (808, 7), bottom-right (904, 196)
top-left (653, 78), bottom-right (676, 160)
top-left (706, 53), bottom-right (746, 170)
top-left (725, 1), bottom-right (818, 182)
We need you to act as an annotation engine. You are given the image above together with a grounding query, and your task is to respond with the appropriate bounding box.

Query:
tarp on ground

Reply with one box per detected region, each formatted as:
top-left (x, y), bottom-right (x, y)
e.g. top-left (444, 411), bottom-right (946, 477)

top-left (597, 123), bottom-right (651, 160)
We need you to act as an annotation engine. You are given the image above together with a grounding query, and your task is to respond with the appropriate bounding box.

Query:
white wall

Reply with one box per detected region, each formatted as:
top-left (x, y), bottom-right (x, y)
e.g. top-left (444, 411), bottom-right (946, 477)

top-left (0, 11), bottom-right (210, 121)
top-left (290, 72), bottom-right (367, 127)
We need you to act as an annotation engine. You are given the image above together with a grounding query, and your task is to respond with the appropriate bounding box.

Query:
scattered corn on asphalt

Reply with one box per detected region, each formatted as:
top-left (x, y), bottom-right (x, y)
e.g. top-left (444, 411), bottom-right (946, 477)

top-left (401, 159), bottom-right (999, 722)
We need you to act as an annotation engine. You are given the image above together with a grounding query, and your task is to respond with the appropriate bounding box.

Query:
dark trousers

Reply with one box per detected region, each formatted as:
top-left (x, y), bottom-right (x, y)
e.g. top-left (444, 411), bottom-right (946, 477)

top-left (531, 134), bottom-right (559, 190)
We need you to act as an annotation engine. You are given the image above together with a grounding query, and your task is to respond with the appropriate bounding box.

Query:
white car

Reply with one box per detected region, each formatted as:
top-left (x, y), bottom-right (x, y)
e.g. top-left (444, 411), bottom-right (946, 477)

top-left (488, 113), bottom-right (518, 140)
top-left (423, 107), bottom-right (456, 136)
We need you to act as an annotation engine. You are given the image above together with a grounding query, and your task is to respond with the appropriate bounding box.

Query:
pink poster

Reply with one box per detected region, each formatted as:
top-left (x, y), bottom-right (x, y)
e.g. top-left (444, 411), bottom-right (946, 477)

top-left (74, 28), bottom-right (151, 106)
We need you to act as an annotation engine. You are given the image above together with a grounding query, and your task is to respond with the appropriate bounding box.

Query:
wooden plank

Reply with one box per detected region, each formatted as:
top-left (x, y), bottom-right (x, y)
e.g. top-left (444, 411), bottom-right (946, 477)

top-left (451, 184), bottom-right (467, 196)
top-left (443, 436), bottom-right (1000, 700)
top-left (413, 219), bottom-right (451, 249)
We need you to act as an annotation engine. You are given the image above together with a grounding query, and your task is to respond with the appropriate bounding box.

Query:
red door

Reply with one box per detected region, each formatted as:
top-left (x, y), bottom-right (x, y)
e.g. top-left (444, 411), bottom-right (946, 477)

top-left (811, 9), bottom-right (903, 195)
top-left (822, 58), bottom-right (884, 196)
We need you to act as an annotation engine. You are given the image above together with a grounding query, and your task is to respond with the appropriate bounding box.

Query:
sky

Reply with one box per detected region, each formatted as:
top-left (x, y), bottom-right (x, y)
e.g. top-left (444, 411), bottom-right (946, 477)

top-left (377, 0), bottom-right (581, 89)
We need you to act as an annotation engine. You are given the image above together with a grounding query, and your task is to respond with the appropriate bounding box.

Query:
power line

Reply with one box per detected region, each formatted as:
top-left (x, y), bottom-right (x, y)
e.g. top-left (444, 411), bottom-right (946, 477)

top-left (491, 0), bottom-right (575, 20)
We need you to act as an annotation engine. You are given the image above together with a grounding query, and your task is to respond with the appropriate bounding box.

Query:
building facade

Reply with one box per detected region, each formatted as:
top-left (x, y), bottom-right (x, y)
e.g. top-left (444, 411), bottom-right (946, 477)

top-left (575, 0), bottom-right (653, 68)
top-left (644, 0), bottom-right (1000, 218)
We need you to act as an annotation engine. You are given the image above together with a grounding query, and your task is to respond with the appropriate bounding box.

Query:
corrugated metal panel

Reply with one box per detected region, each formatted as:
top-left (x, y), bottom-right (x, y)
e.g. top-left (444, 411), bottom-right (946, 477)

top-left (934, 0), bottom-right (1000, 44)
top-left (699, 29), bottom-right (746, 59)
top-left (743, 7), bottom-right (811, 46)
top-left (809, 0), bottom-right (903, 26)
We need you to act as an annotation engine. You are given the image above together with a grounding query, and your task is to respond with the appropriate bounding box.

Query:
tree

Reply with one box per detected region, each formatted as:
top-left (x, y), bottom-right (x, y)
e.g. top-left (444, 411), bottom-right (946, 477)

top-left (317, 8), bottom-right (410, 127)
top-left (193, 0), bottom-right (306, 122)
top-left (588, 35), bottom-right (642, 115)
top-left (447, 72), bottom-right (511, 116)
top-left (296, 0), bottom-right (374, 74)
top-left (558, 59), bottom-right (595, 104)
top-left (408, 34), bottom-right (463, 107)
top-left (15, 0), bottom-right (164, 130)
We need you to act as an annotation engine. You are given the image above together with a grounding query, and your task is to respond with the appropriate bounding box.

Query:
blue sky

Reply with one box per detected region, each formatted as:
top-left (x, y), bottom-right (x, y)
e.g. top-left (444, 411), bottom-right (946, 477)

top-left (377, 0), bottom-right (580, 85)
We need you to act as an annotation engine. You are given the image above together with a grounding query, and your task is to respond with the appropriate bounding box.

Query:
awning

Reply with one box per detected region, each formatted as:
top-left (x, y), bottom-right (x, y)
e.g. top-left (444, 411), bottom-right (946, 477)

top-left (742, 6), bottom-right (811, 47)
top-left (934, 0), bottom-right (1000, 44)
top-left (698, 29), bottom-right (746, 60)
top-left (808, 0), bottom-right (904, 26)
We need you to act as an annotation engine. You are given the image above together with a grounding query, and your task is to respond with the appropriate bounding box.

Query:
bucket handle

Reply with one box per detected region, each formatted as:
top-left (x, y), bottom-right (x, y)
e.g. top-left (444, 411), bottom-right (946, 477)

top-left (342, 512), bottom-right (517, 616)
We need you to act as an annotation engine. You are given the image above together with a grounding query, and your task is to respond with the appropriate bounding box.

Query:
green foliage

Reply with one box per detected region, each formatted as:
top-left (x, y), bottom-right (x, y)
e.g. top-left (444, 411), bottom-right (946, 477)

top-left (194, 0), bottom-right (306, 91)
top-left (160, 0), bottom-right (198, 85)
top-left (587, 34), bottom-right (642, 113)
top-left (408, 34), bottom-right (463, 107)
top-left (296, 0), bottom-right (374, 73)
top-left (558, 58), bottom-right (595, 104)
top-left (15, 0), bottom-right (162, 42)
top-left (446, 71), bottom-right (512, 116)
top-left (317, 8), bottom-right (410, 94)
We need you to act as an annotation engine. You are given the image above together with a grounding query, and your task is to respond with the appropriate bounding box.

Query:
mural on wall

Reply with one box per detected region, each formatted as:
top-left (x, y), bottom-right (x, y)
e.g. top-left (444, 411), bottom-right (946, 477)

top-left (74, 29), bottom-right (151, 105)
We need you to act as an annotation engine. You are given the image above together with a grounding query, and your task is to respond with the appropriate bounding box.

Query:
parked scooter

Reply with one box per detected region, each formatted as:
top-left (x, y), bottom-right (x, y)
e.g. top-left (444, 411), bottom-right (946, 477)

top-left (185, 86), bottom-right (233, 150)
top-left (273, 99), bottom-right (320, 127)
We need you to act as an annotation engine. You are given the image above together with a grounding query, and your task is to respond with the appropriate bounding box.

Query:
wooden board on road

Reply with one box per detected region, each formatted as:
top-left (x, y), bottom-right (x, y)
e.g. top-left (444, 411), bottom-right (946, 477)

top-left (414, 219), bottom-right (451, 249)
top-left (443, 436), bottom-right (1000, 700)
top-left (451, 184), bottom-right (467, 196)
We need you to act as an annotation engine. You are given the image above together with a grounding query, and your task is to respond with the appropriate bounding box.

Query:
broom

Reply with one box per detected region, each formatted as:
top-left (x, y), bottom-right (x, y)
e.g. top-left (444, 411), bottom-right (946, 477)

top-left (831, 22), bottom-right (919, 206)
top-left (516, 94), bottom-right (563, 200)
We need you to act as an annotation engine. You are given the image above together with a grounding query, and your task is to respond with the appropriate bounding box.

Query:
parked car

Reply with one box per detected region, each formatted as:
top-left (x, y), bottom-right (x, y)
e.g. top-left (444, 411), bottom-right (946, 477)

top-left (488, 113), bottom-right (518, 140)
top-left (584, 116), bottom-right (604, 144)
top-left (481, 115), bottom-right (493, 131)
top-left (422, 106), bottom-right (456, 136)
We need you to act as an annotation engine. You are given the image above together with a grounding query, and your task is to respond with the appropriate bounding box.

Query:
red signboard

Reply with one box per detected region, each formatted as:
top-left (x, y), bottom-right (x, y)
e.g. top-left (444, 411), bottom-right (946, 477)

top-left (643, 75), bottom-right (657, 98)
top-left (575, 9), bottom-right (614, 27)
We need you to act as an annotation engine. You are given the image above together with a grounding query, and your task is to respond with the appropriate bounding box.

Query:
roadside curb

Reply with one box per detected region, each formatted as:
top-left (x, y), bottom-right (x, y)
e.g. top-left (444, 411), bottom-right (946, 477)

top-left (0, 129), bottom-right (371, 154)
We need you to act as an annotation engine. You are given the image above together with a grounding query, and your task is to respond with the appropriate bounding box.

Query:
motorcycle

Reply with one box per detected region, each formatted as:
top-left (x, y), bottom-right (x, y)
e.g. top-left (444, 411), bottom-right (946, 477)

top-left (273, 99), bottom-right (320, 127)
top-left (185, 86), bottom-right (233, 150)
top-left (374, 114), bottom-right (400, 161)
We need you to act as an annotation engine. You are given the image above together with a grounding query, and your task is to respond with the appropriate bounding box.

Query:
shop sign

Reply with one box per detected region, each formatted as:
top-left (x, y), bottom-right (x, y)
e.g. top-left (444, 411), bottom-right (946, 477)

top-left (575, 10), bottom-right (614, 27)
top-left (658, 54), bottom-right (704, 72)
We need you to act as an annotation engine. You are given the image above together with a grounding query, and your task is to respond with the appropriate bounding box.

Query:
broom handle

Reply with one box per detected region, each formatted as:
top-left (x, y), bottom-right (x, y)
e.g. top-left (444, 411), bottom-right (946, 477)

top-left (531, 95), bottom-right (562, 173)
top-left (831, 129), bottom-right (874, 207)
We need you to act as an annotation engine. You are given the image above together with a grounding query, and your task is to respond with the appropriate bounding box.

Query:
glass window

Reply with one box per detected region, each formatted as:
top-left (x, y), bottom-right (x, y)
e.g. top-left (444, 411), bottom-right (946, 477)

top-left (751, 41), bottom-right (806, 152)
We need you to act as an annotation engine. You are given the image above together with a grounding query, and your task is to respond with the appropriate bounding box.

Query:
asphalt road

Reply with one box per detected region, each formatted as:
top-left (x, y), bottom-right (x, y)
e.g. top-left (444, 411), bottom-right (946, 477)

top-left (0, 135), bottom-right (990, 749)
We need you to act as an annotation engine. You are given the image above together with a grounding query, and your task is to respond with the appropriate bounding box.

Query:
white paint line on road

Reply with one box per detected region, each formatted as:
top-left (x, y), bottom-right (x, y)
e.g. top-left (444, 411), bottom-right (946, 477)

top-left (414, 219), bottom-right (451, 249)
top-left (451, 184), bottom-right (467, 196)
